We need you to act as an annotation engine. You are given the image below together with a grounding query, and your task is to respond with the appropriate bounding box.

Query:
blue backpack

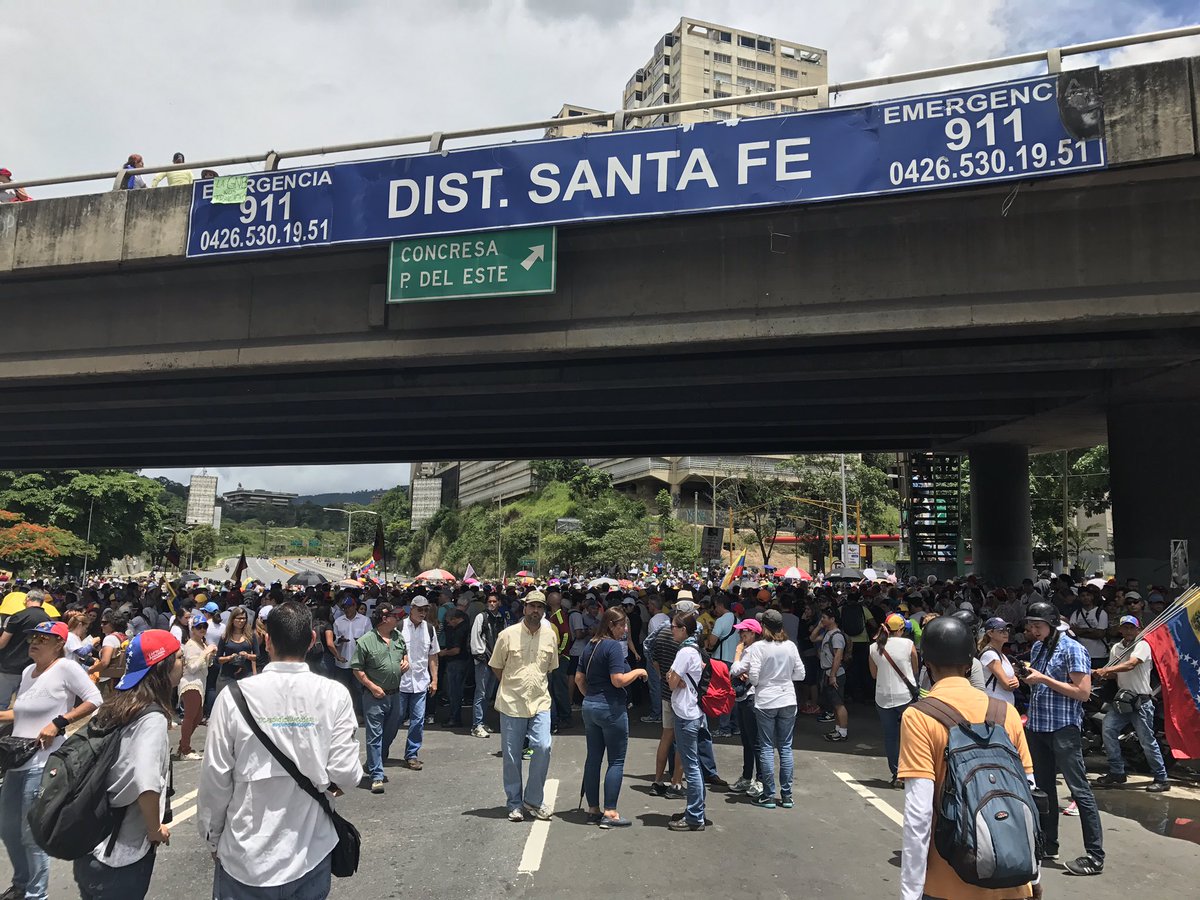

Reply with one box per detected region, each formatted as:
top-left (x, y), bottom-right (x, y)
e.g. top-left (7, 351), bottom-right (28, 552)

top-left (914, 696), bottom-right (1042, 890)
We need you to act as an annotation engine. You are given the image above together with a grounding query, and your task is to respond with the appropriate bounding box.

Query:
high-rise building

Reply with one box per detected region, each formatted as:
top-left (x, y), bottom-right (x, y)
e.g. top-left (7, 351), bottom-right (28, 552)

top-left (545, 103), bottom-right (611, 139)
top-left (221, 484), bottom-right (298, 510)
top-left (185, 474), bottom-right (219, 527)
top-left (621, 17), bottom-right (828, 127)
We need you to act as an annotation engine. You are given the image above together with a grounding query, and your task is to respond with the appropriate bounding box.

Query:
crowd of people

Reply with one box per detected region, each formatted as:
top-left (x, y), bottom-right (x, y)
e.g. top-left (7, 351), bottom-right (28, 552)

top-left (0, 563), bottom-right (1184, 898)
top-left (1, 153), bottom-right (219, 203)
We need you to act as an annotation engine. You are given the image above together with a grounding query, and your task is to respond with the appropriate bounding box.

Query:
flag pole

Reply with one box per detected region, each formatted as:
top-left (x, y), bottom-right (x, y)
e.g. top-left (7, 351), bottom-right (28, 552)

top-left (1106, 585), bottom-right (1198, 665)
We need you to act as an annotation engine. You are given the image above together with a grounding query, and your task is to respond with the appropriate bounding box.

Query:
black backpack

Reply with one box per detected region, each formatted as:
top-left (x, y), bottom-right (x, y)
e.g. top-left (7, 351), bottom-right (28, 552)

top-left (841, 602), bottom-right (866, 637)
top-left (27, 708), bottom-right (165, 860)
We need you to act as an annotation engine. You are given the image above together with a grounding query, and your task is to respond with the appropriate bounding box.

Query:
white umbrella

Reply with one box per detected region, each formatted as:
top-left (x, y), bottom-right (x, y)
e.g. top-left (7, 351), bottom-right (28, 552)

top-left (587, 576), bottom-right (620, 589)
top-left (1087, 577), bottom-right (1107, 589)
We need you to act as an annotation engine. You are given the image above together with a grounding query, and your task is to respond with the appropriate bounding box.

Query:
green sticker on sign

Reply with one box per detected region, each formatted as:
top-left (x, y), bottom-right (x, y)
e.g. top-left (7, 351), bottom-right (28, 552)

top-left (388, 226), bottom-right (556, 302)
top-left (212, 175), bottom-right (248, 205)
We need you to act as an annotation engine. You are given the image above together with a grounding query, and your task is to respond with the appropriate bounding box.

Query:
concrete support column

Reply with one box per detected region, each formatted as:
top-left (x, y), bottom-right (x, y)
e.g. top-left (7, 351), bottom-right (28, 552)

top-left (1109, 403), bottom-right (1200, 587)
top-left (970, 445), bottom-right (1034, 585)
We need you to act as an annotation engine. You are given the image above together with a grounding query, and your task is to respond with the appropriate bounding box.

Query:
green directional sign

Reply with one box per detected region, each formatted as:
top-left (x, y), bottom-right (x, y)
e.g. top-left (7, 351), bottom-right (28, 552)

top-left (387, 226), bottom-right (556, 303)
top-left (518, 558), bottom-right (537, 570)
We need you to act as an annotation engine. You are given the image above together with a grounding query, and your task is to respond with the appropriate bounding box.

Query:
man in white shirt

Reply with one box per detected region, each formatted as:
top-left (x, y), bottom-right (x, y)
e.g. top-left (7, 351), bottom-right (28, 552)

top-left (1069, 588), bottom-right (1110, 668)
top-left (397, 596), bottom-right (439, 770)
top-left (331, 595), bottom-right (370, 721)
top-left (198, 601), bottom-right (362, 898)
top-left (1092, 615), bottom-right (1170, 792)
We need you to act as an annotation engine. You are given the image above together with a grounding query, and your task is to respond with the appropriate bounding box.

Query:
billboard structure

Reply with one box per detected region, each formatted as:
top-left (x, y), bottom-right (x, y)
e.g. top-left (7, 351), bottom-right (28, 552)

top-left (411, 477), bottom-right (443, 530)
top-left (186, 474), bottom-right (219, 527)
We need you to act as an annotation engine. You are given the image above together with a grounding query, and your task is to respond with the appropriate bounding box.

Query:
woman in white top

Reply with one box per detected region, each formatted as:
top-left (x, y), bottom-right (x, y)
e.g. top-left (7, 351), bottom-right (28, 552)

top-left (0, 621), bottom-right (102, 900)
top-left (978, 616), bottom-right (1019, 707)
top-left (65, 610), bottom-right (97, 661)
top-left (731, 609), bottom-right (805, 808)
top-left (867, 613), bottom-right (918, 787)
top-left (177, 615), bottom-right (217, 760)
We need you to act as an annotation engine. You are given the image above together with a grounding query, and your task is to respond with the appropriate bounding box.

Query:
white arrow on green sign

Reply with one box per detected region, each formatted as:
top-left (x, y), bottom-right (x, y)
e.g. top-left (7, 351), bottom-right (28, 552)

top-left (387, 226), bottom-right (556, 303)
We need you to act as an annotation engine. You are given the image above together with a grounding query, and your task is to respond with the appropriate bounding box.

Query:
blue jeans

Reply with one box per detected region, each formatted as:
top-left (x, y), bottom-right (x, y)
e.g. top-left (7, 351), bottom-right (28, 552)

top-left (73, 845), bottom-right (156, 900)
top-left (698, 720), bottom-right (719, 781)
top-left (549, 662), bottom-right (572, 727)
top-left (582, 698), bottom-right (629, 810)
top-left (1103, 698), bottom-right (1168, 781)
top-left (363, 691), bottom-right (402, 781)
top-left (213, 853), bottom-right (331, 899)
top-left (397, 691), bottom-right (427, 759)
top-left (877, 702), bottom-right (911, 778)
top-left (675, 715), bottom-right (706, 825)
top-left (1, 766), bottom-right (48, 900)
top-left (473, 661), bottom-right (495, 728)
top-left (736, 699), bottom-right (763, 781)
top-left (499, 711), bottom-right (552, 811)
top-left (1027, 726), bottom-right (1104, 861)
top-left (755, 705), bottom-right (797, 798)
top-left (443, 663), bottom-right (469, 726)
top-left (647, 664), bottom-right (662, 717)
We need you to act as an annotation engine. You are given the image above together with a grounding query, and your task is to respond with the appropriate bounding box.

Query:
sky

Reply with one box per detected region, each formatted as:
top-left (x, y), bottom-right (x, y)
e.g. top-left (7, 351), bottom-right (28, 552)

top-left (6, 0), bottom-right (1197, 494)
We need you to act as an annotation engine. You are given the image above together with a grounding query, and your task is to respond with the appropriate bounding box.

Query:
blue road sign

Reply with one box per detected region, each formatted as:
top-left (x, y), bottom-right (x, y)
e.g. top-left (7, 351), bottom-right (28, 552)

top-left (187, 71), bottom-right (1106, 259)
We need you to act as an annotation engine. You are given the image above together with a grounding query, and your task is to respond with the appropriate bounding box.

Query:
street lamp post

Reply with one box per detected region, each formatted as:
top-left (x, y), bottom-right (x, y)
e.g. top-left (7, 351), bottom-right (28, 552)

top-left (80, 495), bottom-right (96, 580)
top-left (323, 508), bottom-right (378, 574)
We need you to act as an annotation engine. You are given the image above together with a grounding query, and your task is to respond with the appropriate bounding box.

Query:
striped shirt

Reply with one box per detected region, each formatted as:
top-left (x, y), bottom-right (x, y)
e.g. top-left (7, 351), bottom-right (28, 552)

top-left (1025, 632), bottom-right (1091, 732)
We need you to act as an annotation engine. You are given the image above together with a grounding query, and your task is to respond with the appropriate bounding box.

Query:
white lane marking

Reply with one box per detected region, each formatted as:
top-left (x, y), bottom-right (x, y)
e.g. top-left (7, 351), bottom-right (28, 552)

top-left (172, 805), bottom-right (198, 826)
top-left (174, 789), bottom-right (198, 807)
top-left (517, 778), bottom-right (559, 875)
top-left (831, 770), bottom-right (904, 826)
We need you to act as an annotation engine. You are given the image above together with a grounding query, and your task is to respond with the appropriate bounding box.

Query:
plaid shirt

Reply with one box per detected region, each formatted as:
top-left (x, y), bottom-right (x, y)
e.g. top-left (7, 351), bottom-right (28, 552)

top-left (1025, 632), bottom-right (1091, 732)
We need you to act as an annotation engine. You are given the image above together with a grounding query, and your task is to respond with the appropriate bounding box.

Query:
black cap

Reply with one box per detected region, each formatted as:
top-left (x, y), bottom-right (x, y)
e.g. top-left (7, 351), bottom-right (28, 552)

top-left (921, 616), bottom-right (975, 668)
top-left (1024, 601), bottom-right (1061, 628)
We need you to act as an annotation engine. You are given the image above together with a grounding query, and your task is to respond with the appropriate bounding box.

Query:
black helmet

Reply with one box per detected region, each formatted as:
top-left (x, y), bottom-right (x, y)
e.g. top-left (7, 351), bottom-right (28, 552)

top-left (950, 609), bottom-right (979, 632)
top-left (921, 616), bottom-right (975, 668)
top-left (1024, 601), bottom-right (1061, 628)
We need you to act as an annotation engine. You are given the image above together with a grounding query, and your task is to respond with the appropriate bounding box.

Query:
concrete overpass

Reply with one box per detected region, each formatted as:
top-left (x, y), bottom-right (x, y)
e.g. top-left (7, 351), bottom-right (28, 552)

top-left (1, 57), bottom-right (1200, 585)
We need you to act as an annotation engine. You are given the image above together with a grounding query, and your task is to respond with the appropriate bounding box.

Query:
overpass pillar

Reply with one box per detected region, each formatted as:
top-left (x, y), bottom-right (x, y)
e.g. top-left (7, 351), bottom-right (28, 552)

top-left (969, 445), bottom-right (1033, 585)
top-left (1108, 403), bottom-right (1200, 587)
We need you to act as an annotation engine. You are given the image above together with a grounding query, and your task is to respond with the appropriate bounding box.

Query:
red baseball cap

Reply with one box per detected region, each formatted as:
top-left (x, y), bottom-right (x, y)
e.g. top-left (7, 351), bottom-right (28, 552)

top-left (0, 168), bottom-right (12, 178)
top-left (27, 621), bottom-right (69, 641)
top-left (116, 630), bottom-right (181, 691)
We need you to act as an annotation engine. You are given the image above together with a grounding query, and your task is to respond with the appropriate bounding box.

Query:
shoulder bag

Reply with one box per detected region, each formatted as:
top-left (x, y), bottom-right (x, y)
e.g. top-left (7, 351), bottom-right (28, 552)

top-left (878, 643), bottom-right (920, 702)
top-left (229, 682), bottom-right (360, 878)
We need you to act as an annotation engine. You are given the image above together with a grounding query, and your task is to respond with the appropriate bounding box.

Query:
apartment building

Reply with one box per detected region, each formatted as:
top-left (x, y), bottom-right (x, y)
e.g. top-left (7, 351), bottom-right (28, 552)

top-left (545, 103), bottom-right (611, 139)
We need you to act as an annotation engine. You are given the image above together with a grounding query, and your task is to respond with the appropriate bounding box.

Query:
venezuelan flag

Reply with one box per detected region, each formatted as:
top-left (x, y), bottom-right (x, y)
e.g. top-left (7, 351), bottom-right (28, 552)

top-left (360, 558), bottom-right (377, 573)
top-left (720, 550), bottom-right (747, 592)
top-left (1145, 588), bottom-right (1200, 759)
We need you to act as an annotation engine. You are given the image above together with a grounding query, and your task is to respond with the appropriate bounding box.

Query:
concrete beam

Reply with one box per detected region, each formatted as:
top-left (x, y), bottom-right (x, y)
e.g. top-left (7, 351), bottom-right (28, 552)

top-left (1101, 58), bottom-right (1197, 165)
top-left (123, 186), bottom-right (190, 261)
top-left (11, 192), bottom-right (127, 270)
top-left (0, 204), bottom-right (16, 272)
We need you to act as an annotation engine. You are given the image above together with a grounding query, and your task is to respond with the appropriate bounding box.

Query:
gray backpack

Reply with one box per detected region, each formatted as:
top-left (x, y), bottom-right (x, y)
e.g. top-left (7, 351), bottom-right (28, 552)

top-left (914, 696), bottom-right (1042, 890)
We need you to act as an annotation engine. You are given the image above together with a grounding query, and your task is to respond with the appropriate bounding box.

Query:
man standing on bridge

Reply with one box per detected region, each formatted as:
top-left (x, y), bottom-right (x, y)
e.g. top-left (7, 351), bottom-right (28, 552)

top-left (490, 590), bottom-right (557, 822)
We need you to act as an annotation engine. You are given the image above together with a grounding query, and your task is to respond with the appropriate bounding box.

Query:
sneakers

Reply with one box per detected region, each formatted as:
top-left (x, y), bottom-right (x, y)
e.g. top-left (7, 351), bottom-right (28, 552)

top-left (522, 748), bottom-right (534, 761)
top-left (889, 776), bottom-right (904, 789)
top-left (471, 725), bottom-right (490, 738)
top-left (371, 780), bottom-right (385, 794)
top-left (752, 794), bottom-right (776, 810)
top-left (508, 808), bottom-right (524, 822)
top-left (823, 730), bottom-right (848, 742)
top-left (640, 715), bottom-right (662, 724)
top-left (1147, 780), bottom-right (1170, 793)
top-left (730, 777), bottom-right (754, 794)
top-left (598, 815), bottom-right (632, 829)
top-left (816, 712), bottom-right (835, 723)
top-left (1042, 845), bottom-right (1060, 861)
top-left (779, 794), bottom-right (794, 809)
top-left (1064, 855), bottom-right (1104, 877)
top-left (746, 781), bottom-right (763, 799)
top-left (1061, 800), bottom-right (1079, 816)
top-left (664, 783), bottom-right (686, 799)
top-left (712, 729), bottom-right (731, 738)
top-left (522, 802), bottom-right (552, 821)
top-left (650, 782), bottom-right (668, 797)
top-left (404, 757), bottom-right (423, 771)
top-left (667, 817), bottom-right (705, 832)
top-left (704, 776), bottom-right (728, 787)
top-left (1094, 773), bottom-right (1127, 787)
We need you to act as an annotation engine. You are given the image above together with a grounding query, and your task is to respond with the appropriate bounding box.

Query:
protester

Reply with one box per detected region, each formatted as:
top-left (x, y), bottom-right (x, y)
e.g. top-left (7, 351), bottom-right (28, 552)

top-left (814, 609), bottom-right (850, 742)
top-left (1069, 588), bottom-right (1110, 670)
top-left (331, 595), bottom-right (369, 719)
top-left (575, 607), bottom-right (646, 828)
top-left (1020, 601), bottom-right (1105, 876)
top-left (0, 588), bottom-right (52, 710)
top-left (75, 630), bottom-right (180, 900)
top-left (867, 613), bottom-right (918, 787)
top-left (88, 612), bottom-right (129, 701)
top-left (352, 603), bottom-right (409, 794)
top-left (398, 596), bottom-right (439, 769)
top-left (732, 609), bottom-right (805, 809)
top-left (488, 590), bottom-right (557, 822)
top-left (0, 621), bottom-right (101, 900)
top-left (151, 152), bottom-right (194, 187)
top-left (666, 612), bottom-right (707, 831)
top-left (898, 616), bottom-right (1038, 900)
top-left (198, 601), bottom-right (363, 898)
top-left (178, 614), bottom-right (217, 760)
top-left (437, 607), bottom-right (470, 728)
top-left (546, 591), bottom-right (574, 733)
top-left (0, 167), bottom-right (32, 202)
top-left (120, 154), bottom-right (148, 190)
top-left (979, 617), bottom-right (1019, 706)
top-left (468, 592), bottom-right (506, 737)
top-left (1092, 615), bottom-right (1170, 792)
top-left (706, 594), bottom-right (737, 736)
top-left (215, 606), bottom-right (257, 693)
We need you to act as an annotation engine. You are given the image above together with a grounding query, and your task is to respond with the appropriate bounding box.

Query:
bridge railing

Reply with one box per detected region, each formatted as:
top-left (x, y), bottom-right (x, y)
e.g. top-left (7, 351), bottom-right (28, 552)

top-left (3, 24), bottom-right (1199, 196)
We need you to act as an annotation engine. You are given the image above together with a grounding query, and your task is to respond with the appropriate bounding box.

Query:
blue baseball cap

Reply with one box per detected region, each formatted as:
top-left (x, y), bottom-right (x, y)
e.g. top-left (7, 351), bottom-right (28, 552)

top-left (1119, 615), bottom-right (1140, 628)
top-left (203, 601), bottom-right (219, 613)
top-left (190, 614), bottom-right (209, 628)
top-left (116, 630), bottom-right (181, 691)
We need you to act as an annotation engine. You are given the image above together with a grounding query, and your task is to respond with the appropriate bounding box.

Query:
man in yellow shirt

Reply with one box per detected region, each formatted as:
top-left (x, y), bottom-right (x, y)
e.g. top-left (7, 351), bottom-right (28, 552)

top-left (490, 590), bottom-right (558, 823)
top-left (152, 152), bottom-right (195, 187)
top-left (898, 616), bottom-right (1039, 900)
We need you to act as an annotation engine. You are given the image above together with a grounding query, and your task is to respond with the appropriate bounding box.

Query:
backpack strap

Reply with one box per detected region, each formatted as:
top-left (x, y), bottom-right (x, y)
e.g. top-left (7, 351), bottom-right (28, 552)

top-left (984, 696), bottom-right (1009, 727)
top-left (912, 696), bottom-right (968, 730)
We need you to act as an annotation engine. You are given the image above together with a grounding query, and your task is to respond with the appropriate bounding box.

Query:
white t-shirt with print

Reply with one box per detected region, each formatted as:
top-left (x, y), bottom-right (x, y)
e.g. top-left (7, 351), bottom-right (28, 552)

top-left (670, 644), bottom-right (704, 721)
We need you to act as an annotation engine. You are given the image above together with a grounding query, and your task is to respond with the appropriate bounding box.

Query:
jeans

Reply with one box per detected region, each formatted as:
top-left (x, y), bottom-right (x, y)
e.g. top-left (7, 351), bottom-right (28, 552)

top-left (736, 699), bottom-right (762, 781)
top-left (0, 766), bottom-right (48, 900)
top-left (582, 698), bottom-right (629, 810)
top-left (499, 711), bottom-right (552, 810)
top-left (73, 845), bottom-right (156, 900)
top-left (443, 663), bottom-right (470, 726)
top-left (697, 720), bottom-right (719, 781)
top-left (675, 715), bottom-right (706, 825)
top-left (334, 666), bottom-right (363, 720)
top-left (647, 663), bottom-right (662, 717)
top-left (877, 702), bottom-right (911, 778)
top-left (397, 691), bottom-right (427, 759)
top-left (0, 670), bottom-right (22, 711)
top-left (472, 661), bottom-right (495, 728)
top-left (755, 705), bottom-right (797, 799)
top-left (548, 661), bottom-right (572, 727)
top-left (1103, 699), bottom-right (1168, 781)
top-left (213, 854), bottom-right (331, 899)
top-left (363, 691), bottom-right (402, 781)
top-left (1027, 725), bottom-right (1104, 861)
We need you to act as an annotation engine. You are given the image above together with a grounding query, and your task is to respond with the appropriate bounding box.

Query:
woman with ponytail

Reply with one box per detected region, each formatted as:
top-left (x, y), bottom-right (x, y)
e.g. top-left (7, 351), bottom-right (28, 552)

top-left (867, 613), bottom-right (918, 787)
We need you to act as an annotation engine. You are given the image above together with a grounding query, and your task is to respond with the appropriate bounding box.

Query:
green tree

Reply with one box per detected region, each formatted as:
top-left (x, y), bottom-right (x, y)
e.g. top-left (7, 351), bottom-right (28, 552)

top-left (0, 510), bottom-right (92, 573)
top-left (188, 525), bottom-right (219, 568)
top-left (776, 454), bottom-right (899, 556)
top-left (1027, 447), bottom-right (1109, 567)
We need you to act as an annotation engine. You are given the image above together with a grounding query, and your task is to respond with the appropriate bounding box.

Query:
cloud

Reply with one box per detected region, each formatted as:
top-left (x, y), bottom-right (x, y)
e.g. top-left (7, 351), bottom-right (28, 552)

top-left (141, 464), bottom-right (411, 495)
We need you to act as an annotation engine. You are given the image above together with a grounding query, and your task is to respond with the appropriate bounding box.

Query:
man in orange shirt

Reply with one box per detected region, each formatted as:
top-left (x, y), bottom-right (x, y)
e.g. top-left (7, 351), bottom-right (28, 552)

top-left (898, 616), bottom-right (1040, 900)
